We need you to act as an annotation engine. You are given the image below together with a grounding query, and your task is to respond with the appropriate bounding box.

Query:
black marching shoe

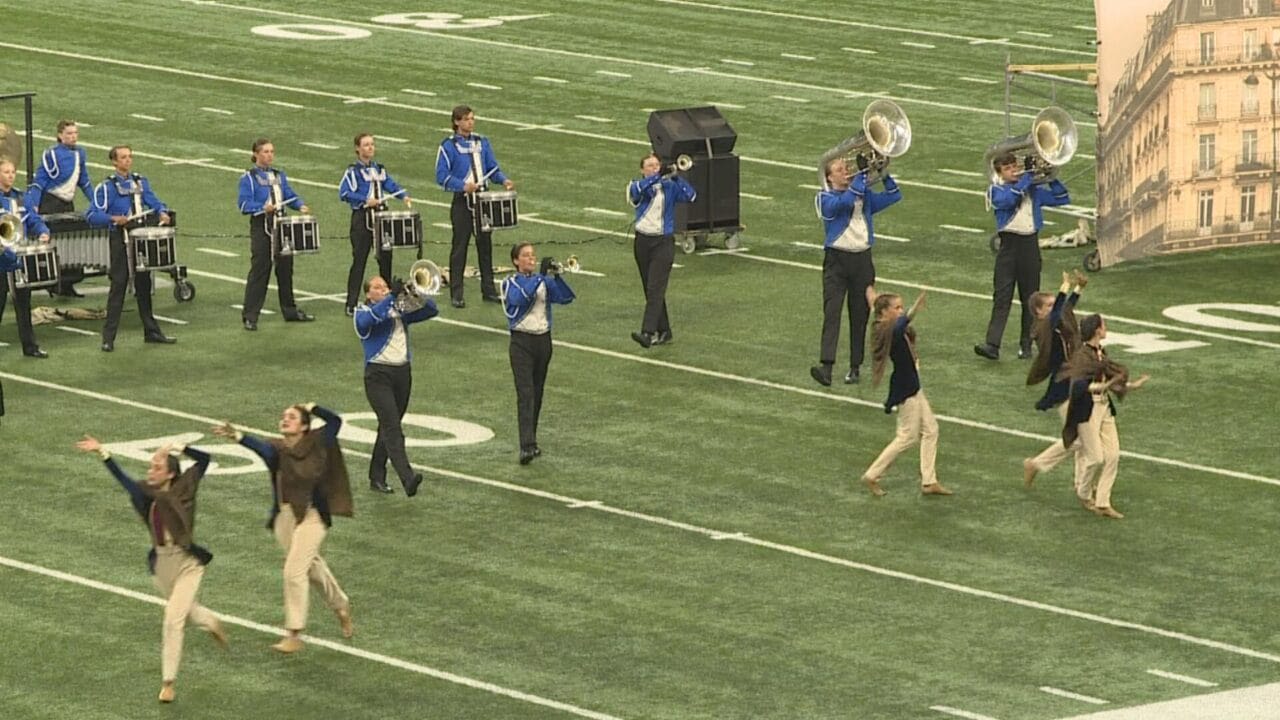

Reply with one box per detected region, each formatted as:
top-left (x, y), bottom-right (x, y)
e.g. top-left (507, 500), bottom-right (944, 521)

top-left (652, 330), bottom-right (673, 346)
top-left (519, 448), bottom-right (536, 465)
top-left (402, 473), bottom-right (423, 498)
top-left (1017, 346), bottom-right (1033, 360)
top-left (809, 364), bottom-right (833, 387)
top-left (144, 333), bottom-right (177, 345)
top-left (630, 331), bottom-right (653, 348)
top-left (482, 295), bottom-right (502, 304)
top-left (243, 318), bottom-right (258, 331)
top-left (22, 346), bottom-right (48, 359)
top-left (844, 367), bottom-right (860, 384)
top-left (369, 478), bottom-right (394, 494)
top-left (533, 446), bottom-right (542, 458)
top-left (344, 306), bottom-right (355, 317)
top-left (101, 340), bottom-right (114, 352)
top-left (973, 343), bottom-right (1000, 361)
top-left (451, 298), bottom-right (466, 309)
top-left (285, 310), bottom-right (315, 322)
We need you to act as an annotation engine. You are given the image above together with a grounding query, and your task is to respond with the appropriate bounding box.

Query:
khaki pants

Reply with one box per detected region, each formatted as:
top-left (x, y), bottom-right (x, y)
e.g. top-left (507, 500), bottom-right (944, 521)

top-left (152, 545), bottom-right (219, 681)
top-left (863, 391), bottom-right (939, 486)
top-left (1029, 403), bottom-right (1078, 478)
top-left (1074, 399), bottom-right (1120, 508)
top-left (274, 504), bottom-right (349, 631)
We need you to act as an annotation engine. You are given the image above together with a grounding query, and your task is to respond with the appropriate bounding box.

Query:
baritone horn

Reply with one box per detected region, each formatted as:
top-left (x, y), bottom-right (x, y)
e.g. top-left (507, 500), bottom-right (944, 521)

top-left (982, 106), bottom-right (1078, 185)
top-left (395, 259), bottom-right (442, 312)
top-left (0, 212), bottom-right (24, 249)
top-left (817, 99), bottom-right (912, 187)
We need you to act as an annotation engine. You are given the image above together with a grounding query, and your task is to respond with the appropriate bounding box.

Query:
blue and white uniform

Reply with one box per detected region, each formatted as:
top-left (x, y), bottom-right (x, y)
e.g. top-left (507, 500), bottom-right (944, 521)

top-left (437, 133), bottom-right (508, 304)
top-left (627, 174), bottom-right (696, 236)
top-left (86, 172), bottom-right (169, 345)
top-left (27, 143), bottom-right (92, 211)
top-left (340, 160), bottom-right (409, 312)
top-left (237, 165), bottom-right (307, 324)
top-left (503, 271), bottom-right (574, 455)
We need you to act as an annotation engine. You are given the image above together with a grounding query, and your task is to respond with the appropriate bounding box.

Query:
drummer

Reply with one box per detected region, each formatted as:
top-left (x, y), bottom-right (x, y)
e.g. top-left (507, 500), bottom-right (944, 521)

top-left (237, 138), bottom-right (313, 331)
top-left (0, 159), bottom-right (53, 358)
top-left (85, 146), bottom-right (176, 352)
top-left (434, 104), bottom-right (514, 309)
top-left (339, 133), bottom-right (412, 317)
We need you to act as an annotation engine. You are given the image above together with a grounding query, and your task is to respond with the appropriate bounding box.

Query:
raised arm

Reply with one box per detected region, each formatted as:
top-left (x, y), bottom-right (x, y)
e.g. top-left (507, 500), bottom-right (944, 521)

top-left (212, 421), bottom-right (278, 467)
top-left (309, 404), bottom-right (343, 446)
top-left (75, 435), bottom-right (149, 518)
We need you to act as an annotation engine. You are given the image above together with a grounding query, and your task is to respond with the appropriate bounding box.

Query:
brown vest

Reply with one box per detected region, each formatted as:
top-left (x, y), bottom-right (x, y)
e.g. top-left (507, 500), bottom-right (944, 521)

top-left (143, 465), bottom-right (201, 548)
top-left (269, 432), bottom-right (354, 522)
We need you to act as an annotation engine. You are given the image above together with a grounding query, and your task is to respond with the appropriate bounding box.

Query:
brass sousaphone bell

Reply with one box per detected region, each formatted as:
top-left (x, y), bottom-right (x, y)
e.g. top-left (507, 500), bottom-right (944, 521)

top-left (982, 106), bottom-right (1078, 185)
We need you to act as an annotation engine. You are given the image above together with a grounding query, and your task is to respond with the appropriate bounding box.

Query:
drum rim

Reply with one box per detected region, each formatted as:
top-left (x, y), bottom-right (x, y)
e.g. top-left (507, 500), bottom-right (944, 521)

top-left (129, 226), bottom-right (176, 238)
top-left (374, 210), bottom-right (419, 219)
top-left (12, 244), bottom-right (59, 255)
top-left (277, 214), bottom-right (318, 223)
top-left (477, 190), bottom-right (518, 199)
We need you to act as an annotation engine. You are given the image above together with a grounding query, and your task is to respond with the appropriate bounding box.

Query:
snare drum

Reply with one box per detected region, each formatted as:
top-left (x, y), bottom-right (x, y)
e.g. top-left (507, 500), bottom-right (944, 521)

top-left (375, 210), bottom-right (422, 250)
top-left (8, 244), bottom-right (61, 290)
top-left (475, 190), bottom-right (518, 231)
top-left (129, 226), bottom-right (178, 272)
top-left (274, 215), bottom-right (320, 256)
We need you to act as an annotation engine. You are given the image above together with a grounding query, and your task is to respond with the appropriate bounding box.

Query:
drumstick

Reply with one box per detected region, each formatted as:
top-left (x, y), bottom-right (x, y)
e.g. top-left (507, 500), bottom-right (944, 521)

top-left (124, 208), bottom-right (156, 222)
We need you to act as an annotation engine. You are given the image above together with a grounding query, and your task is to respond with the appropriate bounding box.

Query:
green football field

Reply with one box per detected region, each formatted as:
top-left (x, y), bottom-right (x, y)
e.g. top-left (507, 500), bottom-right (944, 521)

top-left (3, 2), bottom-right (1279, 719)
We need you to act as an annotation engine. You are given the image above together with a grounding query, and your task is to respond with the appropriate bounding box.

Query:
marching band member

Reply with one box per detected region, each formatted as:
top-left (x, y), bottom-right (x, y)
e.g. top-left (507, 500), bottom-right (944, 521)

top-left (435, 104), bottom-right (513, 309)
top-left (974, 152), bottom-right (1071, 361)
top-left (354, 274), bottom-right (436, 496)
top-left (626, 152), bottom-right (696, 348)
top-left (339, 133), bottom-right (412, 317)
top-left (502, 243), bottom-right (574, 465)
top-left (1022, 270), bottom-right (1087, 488)
top-left (860, 291), bottom-right (952, 498)
top-left (85, 146), bottom-right (177, 352)
top-left (810, 156), bottom-right (901, 387)
top-left (26, 120), bottom-right (93, 297)
top-left (74, 435), bottom-right (229, 704)
top-left (212, 403), bottom-right (354, 653)
top-left (237, 138), bottom-right (313, 331)
top-left (1058, 315), bottom-right (1149, 518)
top-left (0, 159), bottom-right (52, 358)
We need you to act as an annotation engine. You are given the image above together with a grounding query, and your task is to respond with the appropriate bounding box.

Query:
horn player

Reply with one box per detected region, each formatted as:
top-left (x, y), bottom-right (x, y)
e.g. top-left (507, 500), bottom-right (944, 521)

top-left (973, 152), bottom-right (1071, 362)
top-left (353, 274), bottom-right (438, 496)
top-left (810, 155), bottom-right (902, 387)
top-left (626, 152), bottom-right (696, 348)
top-left (0, 158), bottom-right (53, 358)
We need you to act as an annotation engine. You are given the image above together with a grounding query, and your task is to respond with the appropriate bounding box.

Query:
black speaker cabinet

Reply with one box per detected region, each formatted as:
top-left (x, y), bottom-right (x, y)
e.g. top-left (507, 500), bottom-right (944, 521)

top-left (647, 106), bottom-right (738, 159)
top-left (674, 155), bottom-right (740, 233)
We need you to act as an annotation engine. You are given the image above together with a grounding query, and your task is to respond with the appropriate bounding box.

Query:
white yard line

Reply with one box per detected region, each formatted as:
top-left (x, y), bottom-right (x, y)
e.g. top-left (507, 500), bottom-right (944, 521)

top-left (595, 70), bottom-right (631, 78)
top-left (842, 47), bottom-right (878, 55)
top-left (196, 247), bottom-right (238, 257)
top-left (53, 326), bottom-right (96, 336)
top-left (899, 83), bottom-right (936, 90)
top-left (902, 41), bottom-right (936, 49)
top-left (129, 113), bottom-right (165, 122)
top-left (583, 207), bottom-right (628, 217)
top-left (300, 141), bottom-right (339, 150)
top-left (199, 106), bottom-right (234, 115)
top-left (151, 314), bottom-right (189, 326)
top-left (574, 115), bottom-right (614, 123)
top-left (1052, 682), bottom-right (1280, 719)
top-left (4, 368), bottom-right (1280, 669)
top-left (534, 76), bottom-right (569, 83)
top-left (0, 556), bottom-right (623, 720)
top-left (720, 58), bottom-right (755, 66)
top-left (707, 101), bottom-right (745, 109)
top-left (930, 707), bottom-right (1001, 720)
top-left (940, 169), bottom-right (984, 177)
top-left (467, 82), bottom-right (502, 90)
top-left (653, 0), bottom-right (1095, 58)
top-left (1040, 687), bottom-right (1108, 705)
top-left (780, 53), bottom-right (815, 61)
top-left (771, 95), bottom-right (811, 103)
top-left (401, 88), bottom-right (436, 96)
top-left (960, 77), bottom-right (999, 84)
top-left (267, 100), bottom-right (304, 109)
top-left (939, 224), bottom-right (985, 233)
top-left (378, 136), bottom-right (409, 143)
top-left (1144, 669), bottom-right (1217, 687)
top-left (1019, 31), bottom-right (1054, 38)
top-left (739, 192), bottom-right (772, 200)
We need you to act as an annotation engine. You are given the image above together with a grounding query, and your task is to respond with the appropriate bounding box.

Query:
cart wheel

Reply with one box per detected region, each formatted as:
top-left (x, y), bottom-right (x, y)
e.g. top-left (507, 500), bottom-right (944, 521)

top-left (174, 280), bottom-right (196, 302)
top-left (679, 236), bottom-right (697, 254)
top-left (724, 232), bottom-right (741, 250)
top-left (989, 233), bottom-right (1001, 254)
top-left (1083, 250), bottom-right (1101, 273)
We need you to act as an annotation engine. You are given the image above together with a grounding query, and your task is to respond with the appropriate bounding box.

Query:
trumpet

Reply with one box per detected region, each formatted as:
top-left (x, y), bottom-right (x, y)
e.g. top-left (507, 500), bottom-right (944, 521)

top-left (817, 99), bottom-right (912, 187)
top-left (394, 259), bottom-right (442, 312)
top-left (0, 212), bottom-right (24, 249)
top-left (564, 254), bottom-right (580, 273)
top-left (662, 154), bottom-right (693, 178)
top-left (982, 106), bottom-right (1078, 185)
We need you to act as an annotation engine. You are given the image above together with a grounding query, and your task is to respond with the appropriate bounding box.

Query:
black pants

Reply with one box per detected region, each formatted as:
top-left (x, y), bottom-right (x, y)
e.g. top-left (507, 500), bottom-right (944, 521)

top-left (363, 362), bottom-right (414, 485)
top-left (819, 247), bottom-right (876, 370)
top-left (39, 195), bottom-right (84, 293)
top-left (242, 215), bottom-right (299, 322)
top-left (509, 331), bottom-right (552, 452)
top-left (346, 210), bottom-right (392, 310)
top-left (449, 193), bottom-right (497, 303)
top-left (0, 282), bottom-right (37, 352)
top-left (983, 231), bottom-right (1042, 352)
top-left (634, 231), bottom-right (674, 335)
top-left (102, 228), bottom-right (161, 342)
